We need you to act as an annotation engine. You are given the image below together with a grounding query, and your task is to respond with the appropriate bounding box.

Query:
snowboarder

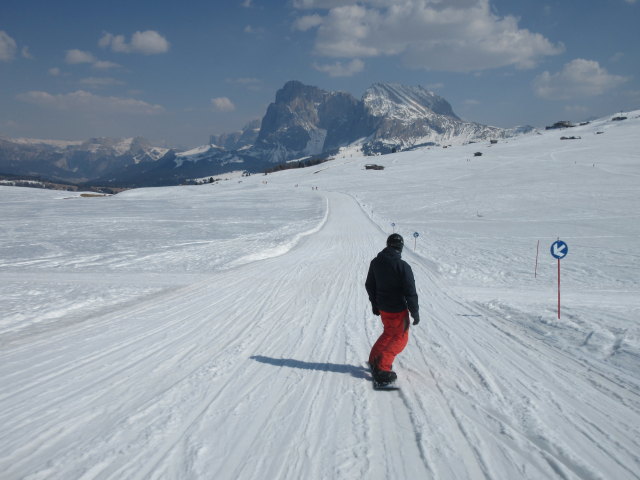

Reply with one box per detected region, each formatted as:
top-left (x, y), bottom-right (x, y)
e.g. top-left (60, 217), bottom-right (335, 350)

top-left (365, 233), bottom-right (420, 386)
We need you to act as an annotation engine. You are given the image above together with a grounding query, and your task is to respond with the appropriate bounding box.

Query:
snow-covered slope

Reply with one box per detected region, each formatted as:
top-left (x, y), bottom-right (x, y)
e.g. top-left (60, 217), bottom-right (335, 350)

top-left (0, 111), bottom-right (639, 479)
top-left (362, 83), bottom-right (525, 150)
top-left (174, 144), bottom-right (225, 167)
top-left (363, 83), bottom-right (460, 120)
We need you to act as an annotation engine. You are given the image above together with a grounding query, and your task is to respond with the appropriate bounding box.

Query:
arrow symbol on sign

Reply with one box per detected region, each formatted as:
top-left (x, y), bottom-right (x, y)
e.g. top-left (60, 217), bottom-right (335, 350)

top-left (553, 243), bottom-right (567, 257)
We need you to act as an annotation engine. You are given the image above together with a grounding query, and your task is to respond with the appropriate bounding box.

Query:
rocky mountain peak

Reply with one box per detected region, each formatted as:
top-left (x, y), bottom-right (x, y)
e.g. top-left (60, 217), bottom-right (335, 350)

top-left (275, 80), bottom-right (327, 105)
top-left (252, 80), bottom-right (517, 160)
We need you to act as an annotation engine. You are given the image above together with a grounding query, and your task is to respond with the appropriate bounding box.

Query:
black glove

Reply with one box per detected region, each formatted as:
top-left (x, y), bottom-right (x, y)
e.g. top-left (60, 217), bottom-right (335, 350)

top-left (412, 315), bottom-right (420, 326)
top-left (372, 305), bottom-right (380, 316)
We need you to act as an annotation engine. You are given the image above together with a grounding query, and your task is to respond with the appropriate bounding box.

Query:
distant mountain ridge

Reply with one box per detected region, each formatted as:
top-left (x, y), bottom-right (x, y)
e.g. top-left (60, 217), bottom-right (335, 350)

top-left (210, 119), bottom-right (261, 151)
top-left (0, 135), bottom-right (168, 184)
top-left (0, 81), bottom-right (532, 187)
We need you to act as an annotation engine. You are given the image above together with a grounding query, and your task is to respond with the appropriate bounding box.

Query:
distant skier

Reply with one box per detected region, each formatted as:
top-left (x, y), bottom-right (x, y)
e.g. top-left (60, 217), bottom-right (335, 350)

top-left (365, 234), bottom-right (420, 385)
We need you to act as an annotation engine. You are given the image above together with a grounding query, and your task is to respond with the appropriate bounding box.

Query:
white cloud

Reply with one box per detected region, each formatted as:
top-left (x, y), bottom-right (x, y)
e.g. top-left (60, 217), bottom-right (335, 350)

top-left (293, 14), bottom-right (324, 31)
top-left (99, 33), bottom-right (128, 52)
top-left (66, 49), bottom-right (96, 64)
top-left (294, 0), bottom-right (563, 72)
top-left (0, 31), bottom-right (17, 61)
top-left (610, 52), bottom-right (624, 63)
top-left (92, 60), bottom-right (121, 70)
top-left (17, 90), bottom-right (164, 115)
top-left (244, 25), bottom-right (265, 34)
top-left (48, 67), bottom-right (62, 76)
top-left (533, 59), bottom-right (629, 100)
top-left (313, 5), bottom-right (381, 57)
top-left (211, 97), bottom-right (236, 112)
top-left (65, 49), bottom-right (120, 69)
top-left (21, 46), bottom-right (33, 59)
top-left (293, 0), bottom-right (352, 8)
top-left (79, 77), bottom-right (125, 88)
top-left (131, 31), bottom-right (170, 54)
top-left (313, 58), bottom-right (365, 77)
top-left (100, 30), bottom-right (170, 55)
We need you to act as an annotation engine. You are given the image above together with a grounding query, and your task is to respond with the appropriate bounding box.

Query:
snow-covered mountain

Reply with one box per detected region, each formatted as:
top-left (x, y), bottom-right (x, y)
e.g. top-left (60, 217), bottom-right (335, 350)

top-left (0, 136), bottom-right (168, 184)
top-left (253, 80), bottom-right (529, 160)
top-left (253, 81), bottom-right (371, 162)
top-left (361, 83), bottom-right (525, 153)
top-left (0, 81), bottom-right (532, 187)
top-left (132, 81), bottom-right (532, 186)
top-left (364, 83), bottom-right (460, 119)
top-left (209, 119), bottom-right (261, 151)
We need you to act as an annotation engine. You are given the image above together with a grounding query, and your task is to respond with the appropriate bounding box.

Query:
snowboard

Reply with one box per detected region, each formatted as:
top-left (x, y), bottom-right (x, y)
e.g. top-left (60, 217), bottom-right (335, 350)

top-left (367, 363), bottom-right (400, 391)
top-left (373, 379), bottom-right (400, 391)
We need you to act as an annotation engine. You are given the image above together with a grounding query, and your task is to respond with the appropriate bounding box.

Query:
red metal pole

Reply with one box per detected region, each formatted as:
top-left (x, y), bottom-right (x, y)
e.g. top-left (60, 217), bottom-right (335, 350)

top-left (557, 258), bottom-right (561, 319)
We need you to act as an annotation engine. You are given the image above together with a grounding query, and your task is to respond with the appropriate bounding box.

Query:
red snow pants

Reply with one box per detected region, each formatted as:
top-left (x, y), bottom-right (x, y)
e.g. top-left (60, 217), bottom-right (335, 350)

top-left (369, 309), bottom-right (410, 372)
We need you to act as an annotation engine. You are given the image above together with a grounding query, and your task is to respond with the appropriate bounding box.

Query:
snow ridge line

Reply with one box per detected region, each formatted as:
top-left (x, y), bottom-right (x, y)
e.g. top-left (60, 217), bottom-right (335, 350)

top-left (227, 194), bottom-right (329, 268)
top-left (396, 387), bottom-right (436, 476)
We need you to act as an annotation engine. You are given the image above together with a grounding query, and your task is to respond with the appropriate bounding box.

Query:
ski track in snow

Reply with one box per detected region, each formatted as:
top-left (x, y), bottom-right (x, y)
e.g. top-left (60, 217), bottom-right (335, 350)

top-left (1, 191), bottom-right (638, 479)
top-left (1, 114), bottom-right (640, 479)
top-left (1, 192), bottom-right (429, 479)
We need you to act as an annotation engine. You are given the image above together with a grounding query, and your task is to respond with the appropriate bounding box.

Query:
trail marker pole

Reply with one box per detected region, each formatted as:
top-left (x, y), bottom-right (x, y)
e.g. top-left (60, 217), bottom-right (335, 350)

top-left (550, 239), bottom-right (568, 319)
top-left (558, 258), bottom-right (561, 319)
top-left (413, 232), bottom-right (419, 249)
top-left (391, 222), bottom-right (396, 233)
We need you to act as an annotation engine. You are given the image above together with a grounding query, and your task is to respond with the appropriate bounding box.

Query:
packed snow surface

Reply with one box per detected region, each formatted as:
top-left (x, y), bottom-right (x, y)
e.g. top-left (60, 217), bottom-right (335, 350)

top-left (1, 112), bottom-right (639, 479)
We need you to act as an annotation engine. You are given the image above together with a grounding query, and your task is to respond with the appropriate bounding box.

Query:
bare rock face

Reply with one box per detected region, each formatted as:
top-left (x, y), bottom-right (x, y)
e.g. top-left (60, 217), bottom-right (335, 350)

top-left (255, 81), bottom-right (368, 162)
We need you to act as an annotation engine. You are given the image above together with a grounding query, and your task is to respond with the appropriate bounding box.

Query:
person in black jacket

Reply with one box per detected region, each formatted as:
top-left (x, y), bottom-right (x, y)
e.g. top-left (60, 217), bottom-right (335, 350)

top-left (365, 233), bottom-right (419, 384)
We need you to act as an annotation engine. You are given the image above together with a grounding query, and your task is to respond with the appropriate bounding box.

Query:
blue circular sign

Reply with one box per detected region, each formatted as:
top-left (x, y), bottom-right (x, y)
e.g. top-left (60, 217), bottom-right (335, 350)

top-left (413, 232), bottom-right (420, 238)
top-left (550, 240), bottom-right (568, 259)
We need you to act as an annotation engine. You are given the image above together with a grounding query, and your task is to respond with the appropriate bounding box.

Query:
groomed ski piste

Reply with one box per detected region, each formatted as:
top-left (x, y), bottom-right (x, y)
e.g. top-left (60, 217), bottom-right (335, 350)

top-left (1, 112), bottom-right (639, 479)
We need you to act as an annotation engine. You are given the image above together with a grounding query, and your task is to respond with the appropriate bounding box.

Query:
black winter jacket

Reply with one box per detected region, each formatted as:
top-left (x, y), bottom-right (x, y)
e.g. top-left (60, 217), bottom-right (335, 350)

top-left (365, 247), bottom-right (419, 320)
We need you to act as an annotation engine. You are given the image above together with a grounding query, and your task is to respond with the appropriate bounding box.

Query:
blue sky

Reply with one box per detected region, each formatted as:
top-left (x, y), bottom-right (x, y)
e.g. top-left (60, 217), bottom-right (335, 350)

top-left (1, 0), bottom-right (638, 147)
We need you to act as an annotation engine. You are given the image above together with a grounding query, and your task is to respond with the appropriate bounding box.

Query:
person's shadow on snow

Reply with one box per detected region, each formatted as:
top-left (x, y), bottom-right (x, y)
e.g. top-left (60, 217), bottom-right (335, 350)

top-left (250, 355), bottom-right (369, 379)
